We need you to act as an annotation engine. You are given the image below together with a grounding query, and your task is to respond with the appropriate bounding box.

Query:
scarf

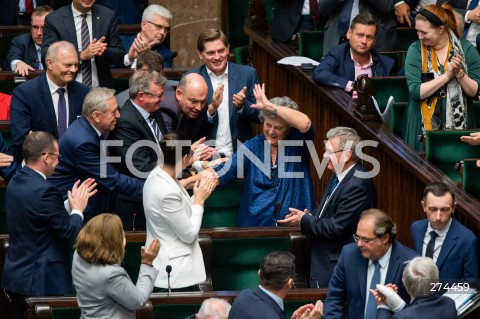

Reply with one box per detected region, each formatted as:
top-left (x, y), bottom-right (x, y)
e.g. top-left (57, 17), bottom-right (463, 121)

top-left (420, 29), bottom-right (468, 132)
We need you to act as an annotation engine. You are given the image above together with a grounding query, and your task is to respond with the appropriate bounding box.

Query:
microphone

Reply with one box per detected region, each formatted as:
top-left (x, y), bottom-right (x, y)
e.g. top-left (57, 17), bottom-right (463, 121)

top-left (166, 265), bottom-right (172, 296)
top-left (273, 202), bottom-right (280, 226)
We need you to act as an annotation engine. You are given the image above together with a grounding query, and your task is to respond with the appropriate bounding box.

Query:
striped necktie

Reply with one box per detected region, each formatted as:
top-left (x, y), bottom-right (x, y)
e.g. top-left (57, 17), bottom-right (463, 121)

top-left (80, 14), bottom-right (92, 88)
top-left (148, 114), bottom-right (162, 141)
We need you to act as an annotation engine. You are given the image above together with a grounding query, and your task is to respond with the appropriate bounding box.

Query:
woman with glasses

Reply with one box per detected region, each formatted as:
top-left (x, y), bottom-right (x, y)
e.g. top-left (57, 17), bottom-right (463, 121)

top-left (143, 131), bottom-right (216, 292)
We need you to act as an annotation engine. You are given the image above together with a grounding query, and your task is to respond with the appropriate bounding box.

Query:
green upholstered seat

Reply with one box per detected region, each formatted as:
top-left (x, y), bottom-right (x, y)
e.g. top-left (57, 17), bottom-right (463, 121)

top-left (379, 51), bottom-right (407, 69)
top-left (122, 241), bottom-right (143, 284)
top-left (51, 308), bottom-right (81, 319)
top-left (202, 180), bottom-right (244, 228)
top-left (389, 102), bottom-right (407, 136)
top-left (232, 46), bottom-right (249, 65)
top-left (397, 27), bottom-right (418, 51)
top-left (298, 30), bottom-right (324, 62)
top-left (462, 159), bottom-right (480, 199)
top-left (369, 77), bottom-right (409, 112)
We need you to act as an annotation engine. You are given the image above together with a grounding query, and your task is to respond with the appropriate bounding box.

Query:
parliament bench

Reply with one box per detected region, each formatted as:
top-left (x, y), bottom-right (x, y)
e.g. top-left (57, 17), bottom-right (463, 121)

top-left (369, 76), bottom-right (409, 112)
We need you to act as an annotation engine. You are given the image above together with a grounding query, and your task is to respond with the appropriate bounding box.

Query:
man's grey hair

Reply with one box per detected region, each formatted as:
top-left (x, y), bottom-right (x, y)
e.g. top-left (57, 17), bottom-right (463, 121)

top-left (129, 69), bottom-right (167, 99)
top-left (82, 87), bottom-right (116, 118)
top-left (402, 257), bottom-right (439, 298)
top-left (197, 298), bottom-right (231, 319)
top-left (259, 96), bottom-right (299, 122)
top-left (326, 126), bottom-right (361, 161)
top-left (46, 41), bottom-right (76, 61)
top-left (142, 4), bottom-right (172, 21)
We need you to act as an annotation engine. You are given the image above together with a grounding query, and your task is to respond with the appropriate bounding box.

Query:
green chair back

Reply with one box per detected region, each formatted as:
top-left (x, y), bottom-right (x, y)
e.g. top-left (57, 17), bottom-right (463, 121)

top-left (52, 308), bottom-right (81, 319)
top-left (389, 102), bottom-right (407, 136)
top-left (298, 30), bottom-right (324, 62)
top-left (226, 0), bottom-right (250, 50)
top-left (122, 241), bottom-right (143, 284)
top-left (462, 159), bottom-right (480, 199)
top-left (397, 27), bottom-right (418, 51)
top-left (202, 180), bottom-right (244, 228)
top-left (369, 77), bottom-right (409, 111)
top-left (379, 51), bottom-right (407, 69)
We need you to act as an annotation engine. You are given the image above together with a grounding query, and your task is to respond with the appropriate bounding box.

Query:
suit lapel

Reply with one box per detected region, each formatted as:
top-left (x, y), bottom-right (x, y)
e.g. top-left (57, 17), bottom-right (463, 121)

top-left (125, 101), bottom-right (157, 142)
top-left (40, 74), bottom-right (60, 137)
top-left (153, 111), bottom-right (168, 135)
top-left (91, 5), bottom-right (101, 40)
top-left (66, 83), bottom-right (80, 125)
top-left (413, 220), bottom-right (428, 253)
top-left (227, 62), bottom-right (237, 121)
top-left (385, 242), bottom-right (402, 285)
top-left (436, 219), bottom-right (458, 269)
top-left (28, 40), bottom-right (39, 69)
top-left (63, 6), bottom-right (79, 50)
top-left (315, 174), bottom-right (334, 217)
top-left (201, 66), bottom-right (214, 105)
top-left (358, 257), bottom-right (368, 310)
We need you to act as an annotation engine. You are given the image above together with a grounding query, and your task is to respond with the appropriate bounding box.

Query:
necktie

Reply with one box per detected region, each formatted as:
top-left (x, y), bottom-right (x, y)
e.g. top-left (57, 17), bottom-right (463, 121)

top-left (37, 48), bottom-right (43, 70)
top-left (80, 14), bottom-right (92, 88)
top-left (326, 176), bottom-right (339, 197)
top-left (148, 114), bottom-right (162, 141)
top-left (425, 230), bottom-right (439, 259)
top-left (25, 0), bottom-right (34, 14)
top-left (309, 0), bottom-right (320, 29)
top-left (463, 0), bottom-right (480, 38)
top-left (338, 0), bottom-right (354, 36)
top-left (365, 260), bottom-right (381, 319)
top-left (57, 88), bottom-right (67, 137)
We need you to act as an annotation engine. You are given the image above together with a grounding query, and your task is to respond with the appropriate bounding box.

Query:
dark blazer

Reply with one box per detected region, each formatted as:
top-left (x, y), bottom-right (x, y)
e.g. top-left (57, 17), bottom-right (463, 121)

top-left (228, 287), bottom-right (286, 319)
top-left (10, 73), bottom-right (89, 163)
top-left (312, 42), bottom-right (397, 89)
top-left (300, 161), bottom-right (377, 287)
top-left (0, 132), bottom-right (17, 183)
top-left (49, 116), bottom-right (144, 224)
top-left (437, 0), bottom-right (468, 17)
top-left (1, 166), bottom-right (83, 296)
top-left (377, 295), bottom-right (457, 319)
top-left (323, 241), bottom-right (418, 319)
top-left (108, 99), bottom-right (167, 230)
top-left (270, 0), bottom-right (306, 42)
top-left (3, 32), bottom-right (42, 71)
top-left (0, 0), bottom-right (51, 25)
top-left (42, 4), bottom-right (125, 88)
top-left (319, 0), bottom-right (399, 55)
top-left (411, 218), bottom-right (479, 283)
top-left (186, 62), bottom-right (260, 151)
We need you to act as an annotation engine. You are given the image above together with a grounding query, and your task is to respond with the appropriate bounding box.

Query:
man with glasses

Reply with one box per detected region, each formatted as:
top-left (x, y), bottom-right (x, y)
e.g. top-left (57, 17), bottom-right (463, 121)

top-left (278, 126), bottom-right (377, 287)
top-left (322, 209), bottom-right (417, 319)
top-left (1, 131), bottom-right (96, 319)
top-left (411, 182), bottom-right (478, 284)
top-left (4, 5), bottom-right (53, 75)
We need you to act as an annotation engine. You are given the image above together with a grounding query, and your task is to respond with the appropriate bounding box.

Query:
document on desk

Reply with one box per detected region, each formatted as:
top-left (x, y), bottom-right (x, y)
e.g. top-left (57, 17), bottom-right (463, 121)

top-left (277, 56), bottom-right (320, 66)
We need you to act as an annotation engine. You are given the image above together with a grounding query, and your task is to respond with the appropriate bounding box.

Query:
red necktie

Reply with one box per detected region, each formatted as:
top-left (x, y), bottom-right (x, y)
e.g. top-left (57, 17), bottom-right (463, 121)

top-left (309, 0), bottom-right (320, 27)
top-left (25, 0), bottom-right (34, 14)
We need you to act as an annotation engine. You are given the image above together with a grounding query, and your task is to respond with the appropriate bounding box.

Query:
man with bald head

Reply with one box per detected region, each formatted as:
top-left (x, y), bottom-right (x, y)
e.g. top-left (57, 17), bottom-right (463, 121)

top-left (10, 40), bottom-right (89, 163)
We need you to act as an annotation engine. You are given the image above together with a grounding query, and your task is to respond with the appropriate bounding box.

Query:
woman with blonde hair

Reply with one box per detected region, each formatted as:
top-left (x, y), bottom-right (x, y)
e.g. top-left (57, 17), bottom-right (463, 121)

top-left (72, 213), bottom-right (160, 319)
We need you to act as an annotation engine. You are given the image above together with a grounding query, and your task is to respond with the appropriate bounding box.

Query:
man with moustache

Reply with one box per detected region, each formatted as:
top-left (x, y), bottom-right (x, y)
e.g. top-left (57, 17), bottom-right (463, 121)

top-left (10, 41), bottom-right (89, 164)
top-left (278, 126), bottom-right (377, 287)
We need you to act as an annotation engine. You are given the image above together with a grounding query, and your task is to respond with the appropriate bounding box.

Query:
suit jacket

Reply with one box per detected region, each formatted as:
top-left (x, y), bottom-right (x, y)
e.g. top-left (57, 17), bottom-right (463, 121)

top-left (10, 72), bottom-right (89, 163)
top-left (49, 116), bottom-right (144, 223)
top-left (300, 161), bottom-right (377, 287)
top-left (377, 295), bottom-right (457, 319)
top-left (186, 62), bottom-right (260, 151)
top-left (42, 4), bottom-right (125, 88)
top-left (312, 42), bottom-right (397, 89)
top-left (270, 0), bottom-right (306, 42)
top-left (143, 166), bottom-right (206, 288)
top-left (323, 241), bottom-right (418, 319)
top-left (437, 0), bottom-right (468, 17)
top-left (319, 0), bottom-right (399, 55)
top-left (0, 132), bottom-right (17, 183)
top-left (1, 166), bottom-right (83, 296)
top-left (411, 218), bottom-right (479, 283)
top-left (0, 0), bottom-right (50, 25)
top-left (72, 251), bottom-right (158, 319)
top-left (229, 287), bottom-right (286, 319)
top-left (3, 32), bottom-right (42, 71)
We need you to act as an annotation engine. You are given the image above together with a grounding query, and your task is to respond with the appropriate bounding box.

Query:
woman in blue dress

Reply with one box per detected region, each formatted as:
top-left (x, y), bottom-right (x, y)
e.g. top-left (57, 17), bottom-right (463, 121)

top-left (212, 83), bottom-right (315, 226)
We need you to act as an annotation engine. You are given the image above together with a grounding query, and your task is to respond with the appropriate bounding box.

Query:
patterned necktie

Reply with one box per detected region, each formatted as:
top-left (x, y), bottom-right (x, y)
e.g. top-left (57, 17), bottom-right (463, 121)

top-left (37, 48), bottom-right (43, 70)
top-left (57, 88), bottom-right (67, 137)
top-left (80, 14), bottom-right (92, 88)
top-left (148, 114), bottom-right (162, 141)
top-left (25, 0), bottom-right (34, 14)
top-left (338, 0), bottom-right (354, 36)
top-left (365, 260), bottom-right (381, 319)
top-left (425, 230), bottom-right (439, 259)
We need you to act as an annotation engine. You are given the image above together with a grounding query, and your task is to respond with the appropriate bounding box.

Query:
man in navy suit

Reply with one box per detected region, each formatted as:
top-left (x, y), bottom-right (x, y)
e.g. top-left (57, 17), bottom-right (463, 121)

top-left (323, 209), bottom-right (418, 319)
top-left (10, 41), bottom-right (89, 164)
top-left (186, 29), bottom-right (261, 156)
top-left (229, 251), bottom-right (323, 319)
top-left (3, 5), bottom-right (53, 75)
top-left (49, 87), bottom-right (145, 224)
top-left (411, 182), bottom-right (479, 284)
top-left (313, 13), bottom-right (396, 93)
top-left (42, 0), bottom-right (125, 88)
top-left (278, 126), bottom-right (377, 287)
top-left (1, 131), bottom-right (95, 319)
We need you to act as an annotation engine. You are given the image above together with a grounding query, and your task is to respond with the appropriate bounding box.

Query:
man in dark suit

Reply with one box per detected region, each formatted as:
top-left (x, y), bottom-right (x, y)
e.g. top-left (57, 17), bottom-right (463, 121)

top-left (229, 251), bottom-right (324, 319)
top-left (10, 41), bottom-right (89, 164)
top-left (313, 13), bottom-right (396, 92)
top-left (278, 126), bottom-right (377, 287)
top-left (109, 69), bottom-right (167, 230)
top-left (319, 0), bottom-right (399, 55)
top-left (0, 132), bottom-right (17, 184)
top-left (411, 182), bottom-right (479, 284)
top-left (49, 88), bottom-right (144, 224)
top-left (1, 131), bottom-right (95, 319)
top-left (42, 0), bottom-right (125, 88)
top-left (0, 0), bottom-right (52, 26)
top-left (323, 209), bottom-right (418, 319)
top-left (3, 5), bottom-right (53, 75)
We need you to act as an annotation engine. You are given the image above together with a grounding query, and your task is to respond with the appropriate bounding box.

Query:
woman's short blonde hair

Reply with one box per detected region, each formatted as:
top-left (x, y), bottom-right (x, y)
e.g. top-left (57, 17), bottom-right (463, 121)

top-left (75, 213), bottom-right (125, 265)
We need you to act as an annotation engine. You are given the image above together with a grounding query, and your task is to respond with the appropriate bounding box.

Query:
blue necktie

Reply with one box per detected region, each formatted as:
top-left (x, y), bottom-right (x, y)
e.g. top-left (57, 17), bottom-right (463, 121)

top-left (37, 48), bottom-right (43, 70)
top-left (463, 0), bottom-right (480, 38)
top-left (425, 230), bottom-right (438, 259)
top-left (57, 88), bottom-right (67, 137)
top-left (327, 176), bottom-right (339, 197)
top-left (338, 0), bottom-right (355, 36)
top-left (365, 260), bottom-right (381, 319)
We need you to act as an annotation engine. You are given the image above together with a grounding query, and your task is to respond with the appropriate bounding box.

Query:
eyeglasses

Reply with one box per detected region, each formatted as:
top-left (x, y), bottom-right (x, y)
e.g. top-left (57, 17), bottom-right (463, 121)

top-left (42, 152), bottom-right (61, 158)
top-left (324, 147), bottom-right (345, 155)
top-left (145, 20), bottom-right (170, 33)
top-left (143, 91), bottom-right (163, 99)
top-left (353, 234), bottom-right (379, 244)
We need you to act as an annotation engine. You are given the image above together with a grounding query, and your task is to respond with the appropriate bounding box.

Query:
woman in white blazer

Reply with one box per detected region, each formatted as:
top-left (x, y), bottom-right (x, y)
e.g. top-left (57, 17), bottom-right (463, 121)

top-left (72, 213), bottom-right (160, 319)
top-left (143, 131), bottom-right (216, 291)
